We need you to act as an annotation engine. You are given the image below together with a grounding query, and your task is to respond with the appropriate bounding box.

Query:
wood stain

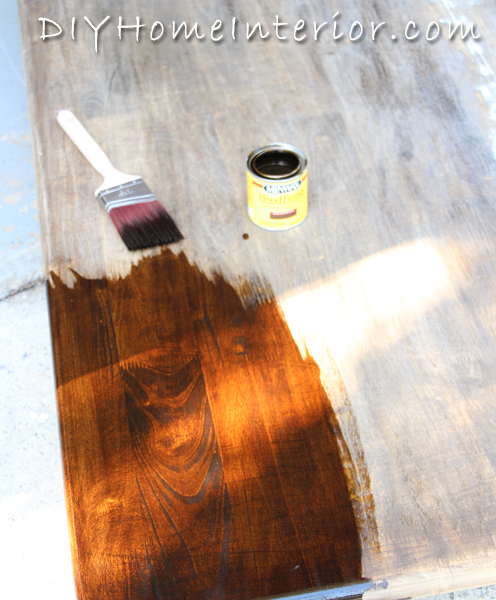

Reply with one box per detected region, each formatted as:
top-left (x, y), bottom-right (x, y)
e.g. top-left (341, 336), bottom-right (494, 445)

top-left (246, 143), bottom-right (308, 230)
top-left (48, 250), bottom-right (374, 600)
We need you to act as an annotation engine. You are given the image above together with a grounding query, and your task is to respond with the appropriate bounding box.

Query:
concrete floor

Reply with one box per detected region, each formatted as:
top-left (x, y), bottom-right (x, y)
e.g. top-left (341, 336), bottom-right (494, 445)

top-left (0, 2), bottom-right (77, 598)
top-left (0, 2), bottom-right (495, 599)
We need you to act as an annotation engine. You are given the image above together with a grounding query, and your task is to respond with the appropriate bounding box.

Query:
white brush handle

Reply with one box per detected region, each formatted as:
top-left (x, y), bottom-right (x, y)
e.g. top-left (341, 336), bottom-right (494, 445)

top-left (57, 110), bottom-right (139, 195)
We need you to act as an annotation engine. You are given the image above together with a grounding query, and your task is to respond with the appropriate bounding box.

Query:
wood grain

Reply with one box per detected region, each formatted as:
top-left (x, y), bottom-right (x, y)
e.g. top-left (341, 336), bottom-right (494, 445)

top-left (17, 0), bottom-right (496, 597)
top-left (50, 250), bottom-right (369, 599)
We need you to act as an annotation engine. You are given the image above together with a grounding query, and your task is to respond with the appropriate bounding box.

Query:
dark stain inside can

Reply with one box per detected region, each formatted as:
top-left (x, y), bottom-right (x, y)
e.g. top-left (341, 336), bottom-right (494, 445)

top-left (243, 233), bottom-right (249, 240)
top-left (252, 149), bottom-right (301, 179)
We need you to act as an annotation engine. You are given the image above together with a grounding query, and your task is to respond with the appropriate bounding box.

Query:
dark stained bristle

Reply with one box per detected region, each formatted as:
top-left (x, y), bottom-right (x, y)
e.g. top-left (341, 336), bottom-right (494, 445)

top-left (108, 200), bottom-right (183, 251)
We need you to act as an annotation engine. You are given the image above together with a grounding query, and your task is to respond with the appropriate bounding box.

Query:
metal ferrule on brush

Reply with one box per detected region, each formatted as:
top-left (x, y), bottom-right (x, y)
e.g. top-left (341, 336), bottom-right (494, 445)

top-left (97, 179), bottom-right (155, 214)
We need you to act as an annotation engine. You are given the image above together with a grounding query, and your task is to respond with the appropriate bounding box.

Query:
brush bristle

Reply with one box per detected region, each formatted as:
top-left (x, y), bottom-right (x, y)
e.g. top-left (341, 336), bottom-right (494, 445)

top-left (109, 200), bottom-right (183, 251)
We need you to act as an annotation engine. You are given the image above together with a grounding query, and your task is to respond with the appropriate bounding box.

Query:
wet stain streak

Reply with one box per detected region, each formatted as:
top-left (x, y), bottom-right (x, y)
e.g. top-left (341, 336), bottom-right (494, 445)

top-left (48, 250), bottom-right (371, 600)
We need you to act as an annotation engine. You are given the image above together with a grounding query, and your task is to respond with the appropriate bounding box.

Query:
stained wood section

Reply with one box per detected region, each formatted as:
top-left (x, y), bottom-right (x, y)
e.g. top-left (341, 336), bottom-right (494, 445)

top-left (49, 250), bottom-right (367, 599)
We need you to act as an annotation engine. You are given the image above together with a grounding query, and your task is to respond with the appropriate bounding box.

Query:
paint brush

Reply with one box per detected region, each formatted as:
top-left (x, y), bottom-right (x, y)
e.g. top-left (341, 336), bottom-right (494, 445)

top-left (57, 110), bottom-right (183, 251)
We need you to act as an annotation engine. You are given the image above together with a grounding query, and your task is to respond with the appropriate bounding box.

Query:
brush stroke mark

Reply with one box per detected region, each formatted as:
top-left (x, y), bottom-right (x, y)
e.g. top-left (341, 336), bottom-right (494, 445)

top-left (49, 249), bottom-right (378, 600)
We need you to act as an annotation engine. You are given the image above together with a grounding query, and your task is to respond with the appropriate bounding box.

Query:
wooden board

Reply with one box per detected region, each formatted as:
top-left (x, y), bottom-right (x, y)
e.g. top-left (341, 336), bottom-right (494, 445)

top-left (18, 0), bottom-right (496, 598)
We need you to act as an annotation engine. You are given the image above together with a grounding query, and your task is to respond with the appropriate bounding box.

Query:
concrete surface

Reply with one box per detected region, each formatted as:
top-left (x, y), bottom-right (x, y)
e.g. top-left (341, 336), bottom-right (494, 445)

top-left (0, 2), bottom-right (77, 598)
top-left (0, 1), bottom-right (495, 599)
top-left (0, 2), bottom-right (41, 299)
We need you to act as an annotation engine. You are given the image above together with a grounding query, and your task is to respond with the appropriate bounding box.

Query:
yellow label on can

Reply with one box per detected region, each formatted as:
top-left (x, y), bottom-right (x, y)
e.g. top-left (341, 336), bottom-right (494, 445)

top-left (246, 169), bottom-right (308, 231)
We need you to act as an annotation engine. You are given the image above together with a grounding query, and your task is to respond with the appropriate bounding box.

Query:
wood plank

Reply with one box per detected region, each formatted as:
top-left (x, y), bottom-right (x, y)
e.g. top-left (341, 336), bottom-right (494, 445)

top-left (18, 0), bottom-right (496, 598)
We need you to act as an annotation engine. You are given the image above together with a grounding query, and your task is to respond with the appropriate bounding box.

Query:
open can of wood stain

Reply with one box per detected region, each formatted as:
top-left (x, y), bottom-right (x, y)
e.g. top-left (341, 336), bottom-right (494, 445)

top-left (246, 143), bottom-right (308, 231)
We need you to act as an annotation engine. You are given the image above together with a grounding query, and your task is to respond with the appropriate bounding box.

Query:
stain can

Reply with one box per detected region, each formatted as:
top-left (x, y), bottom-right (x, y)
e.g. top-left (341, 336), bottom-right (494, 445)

top-left (246, 143), bottom-right (308, 231)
